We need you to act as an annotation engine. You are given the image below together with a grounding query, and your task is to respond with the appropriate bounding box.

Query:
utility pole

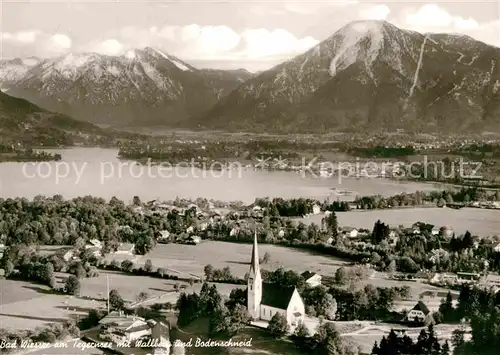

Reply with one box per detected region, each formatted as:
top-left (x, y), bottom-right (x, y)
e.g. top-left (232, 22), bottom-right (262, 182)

top-left (107, 274), bottom-right (110, 314)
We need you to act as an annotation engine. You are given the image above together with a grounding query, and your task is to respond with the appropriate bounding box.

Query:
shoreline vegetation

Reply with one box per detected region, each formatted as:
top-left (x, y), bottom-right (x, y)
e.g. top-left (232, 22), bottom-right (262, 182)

top-left (0, 146), bottom-right (62, 162)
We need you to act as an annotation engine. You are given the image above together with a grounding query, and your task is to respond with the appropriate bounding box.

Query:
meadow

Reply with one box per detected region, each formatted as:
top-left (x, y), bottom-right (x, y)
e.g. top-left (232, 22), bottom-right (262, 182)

top-left (105, 241), bottom-right (350, 280)
top-left (0, 279), bottom-right (102, 331)
top-left (299, 208), bottom-right (500, 237)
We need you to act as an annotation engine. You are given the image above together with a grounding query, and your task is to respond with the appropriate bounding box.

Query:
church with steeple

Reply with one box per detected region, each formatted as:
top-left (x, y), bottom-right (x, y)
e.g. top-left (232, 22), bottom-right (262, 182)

top-left (247, 232), bottom-right (305, 329)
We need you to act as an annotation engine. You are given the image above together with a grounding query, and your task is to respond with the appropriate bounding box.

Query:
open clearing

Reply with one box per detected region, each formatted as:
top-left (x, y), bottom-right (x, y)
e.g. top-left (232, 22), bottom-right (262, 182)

top-left (0, 279), bottom-right (103, 332)
top-left (105, 241), bottom-right (449, 298)
top-left (105, 240), bottom-right (350, 279)
top-left (79, 270), bottom-right (241, 303)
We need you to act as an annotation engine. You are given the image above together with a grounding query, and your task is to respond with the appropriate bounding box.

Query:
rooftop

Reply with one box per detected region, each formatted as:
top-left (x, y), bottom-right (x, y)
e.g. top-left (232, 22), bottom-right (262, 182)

top-left (261, 283), bottom-right (296, 310)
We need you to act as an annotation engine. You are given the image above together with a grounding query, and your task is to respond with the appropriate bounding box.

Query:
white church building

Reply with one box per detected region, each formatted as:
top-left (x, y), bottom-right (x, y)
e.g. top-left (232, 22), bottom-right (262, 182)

top-left (247, 233), bottom-right (305, 329)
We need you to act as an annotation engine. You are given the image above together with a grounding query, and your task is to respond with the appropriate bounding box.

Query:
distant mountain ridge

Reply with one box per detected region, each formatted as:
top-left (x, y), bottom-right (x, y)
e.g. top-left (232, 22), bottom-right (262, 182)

top-left (0, 91), bottom-right (103, 146)
top-left (3, 22), bottom-right (500, 133)
top-left (1, 48), bottom-right (253, 126)
top-left (195, 20), bottom-right (500, 133)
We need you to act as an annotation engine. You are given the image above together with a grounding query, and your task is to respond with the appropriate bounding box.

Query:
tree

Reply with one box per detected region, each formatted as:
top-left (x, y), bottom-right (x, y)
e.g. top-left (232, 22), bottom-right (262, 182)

top-left (386, 259), bottom-right (397, 275)
top-left (44, 262), bottom-right (56, 288)
top-left (267, 313), bottom-right (289, 338)
top-left (314, 322), bottom-right (349, 355)
top-left (132, 196), bottom-right (142, 206)
top-left (226, 304), bottom-right (251, 334)
top-left (335, 267), bottom-right (348, 285)
top-left (4, 260), bottom-right (14, 277)
top-left (441, 341), bottom-right (450, 355)
top-left (414, 325), bottom-right (440, 355)
top-left (121, 259), bottom-right (134, 272)
top-left (439, 291), bottom-right (455, 322)
top-left (204, 264), bottom-right (214, 280)
top-left (319, 293), bottom-right (337, 321)
top-left (136, 291), bottom-right (149, 303)
top-left (294, 321), bottom-right (310, 338)
top-left (64, 275), bottom-right (81, 296)
top-left (144, 259), bottom-right (153, 273)
top-left (260, 252), bottom-right (271, 264)
top-left (109, 289), bottom-right (125, 311)
top-left (323, 212), bottom-right (339, 237)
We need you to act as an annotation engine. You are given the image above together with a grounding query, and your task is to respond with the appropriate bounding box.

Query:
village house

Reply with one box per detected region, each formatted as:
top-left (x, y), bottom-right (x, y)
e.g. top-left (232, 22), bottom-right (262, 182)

top-left (113, 243), bottom-right (135, 255)
top-left (403, 301), bottom-right (434, 325)
top-left (342, 228), bottom-right (359, 239)
top-left (63, 249), bottom-right (76, 262)
top-left (157, 230), bottom-right (171, 243)
top-left (480, 274), bottom-right (500, 291)
top-left (187, 235), bottom-right (201, 245)
top-left (301, 271), bottom-right (322, 287)
top-left (457, 272), bottom-right (481, 283)
top-left (493, 243), bottom-right (500, 253)
top-left (247, 233), bottom-right (305, 330)
top-left (86, 239), bottom-right (102, 249)
top-left (98, 311), bottom-right (152, 343)
top-left (312, 204), bottom-right (321, 215)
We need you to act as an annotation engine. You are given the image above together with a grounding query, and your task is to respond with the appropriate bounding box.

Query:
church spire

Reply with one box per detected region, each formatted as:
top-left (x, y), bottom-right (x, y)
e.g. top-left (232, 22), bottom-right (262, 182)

top-left (250, 230), bottom-right (260, 274)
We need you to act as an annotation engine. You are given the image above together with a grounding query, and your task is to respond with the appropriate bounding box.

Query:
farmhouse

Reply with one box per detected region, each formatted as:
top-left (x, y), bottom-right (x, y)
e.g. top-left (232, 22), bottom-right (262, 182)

top-left (114, 243), bottom-right (135, 255)
top-left (404, 301), bottom-right (433, 324)
top-left (301, 271), bottom-right (322, 287)
top-left (98, 311), bottom-right (151, 343)
top-left (86, 239), bottom-right (102, 249)
top-left (247, 233), bottom-right (305, 330)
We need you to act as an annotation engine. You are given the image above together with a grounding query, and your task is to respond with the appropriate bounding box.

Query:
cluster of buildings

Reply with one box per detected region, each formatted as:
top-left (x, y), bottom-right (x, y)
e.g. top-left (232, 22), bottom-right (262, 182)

top-left (97, 311), bottom-right (171, 354)
top-left (430, 272), bottom-right (500, 291)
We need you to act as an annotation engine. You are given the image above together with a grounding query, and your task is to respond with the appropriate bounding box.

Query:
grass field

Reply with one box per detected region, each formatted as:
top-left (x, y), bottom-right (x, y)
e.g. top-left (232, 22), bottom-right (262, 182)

top-left (0, 279), bottom-right (103, 331)
top-left (299, 208), bottom-right (500, 237)
top-left (105, 241), bottom-right (350, 280)
top-left (79, 270), bottom-right (242, 304)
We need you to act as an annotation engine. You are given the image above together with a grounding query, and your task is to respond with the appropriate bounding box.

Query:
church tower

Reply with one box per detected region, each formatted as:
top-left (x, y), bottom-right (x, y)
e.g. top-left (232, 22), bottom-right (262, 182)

top-left (247, 231), bottom-right (262, 319)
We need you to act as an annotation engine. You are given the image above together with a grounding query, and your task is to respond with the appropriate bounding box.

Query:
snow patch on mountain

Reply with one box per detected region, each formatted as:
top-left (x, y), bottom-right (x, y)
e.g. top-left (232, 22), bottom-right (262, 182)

top-left (329, 21), bottom-right (384, 77)
top-left (54, 54), bottom-right (95, 71)
top-left (170, 57), bottom-right (191, 71)
top-left (106, 66), bottom-right (121, 76)
top-left (152, 48), bottom-right (191, 71)
top-left (125, 50), bottom-right (137, 60)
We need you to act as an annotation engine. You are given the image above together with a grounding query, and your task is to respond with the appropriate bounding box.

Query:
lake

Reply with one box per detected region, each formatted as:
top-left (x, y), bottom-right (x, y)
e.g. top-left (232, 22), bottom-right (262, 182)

top-left (0, 147), bottom-right (498, 235)
top-left (0, 147), bottom-right (447, 203)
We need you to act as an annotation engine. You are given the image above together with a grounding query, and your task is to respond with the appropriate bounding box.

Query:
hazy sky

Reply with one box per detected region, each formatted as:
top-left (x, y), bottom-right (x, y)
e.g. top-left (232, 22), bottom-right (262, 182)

top-left (1, 0), bottom-right (499, 71)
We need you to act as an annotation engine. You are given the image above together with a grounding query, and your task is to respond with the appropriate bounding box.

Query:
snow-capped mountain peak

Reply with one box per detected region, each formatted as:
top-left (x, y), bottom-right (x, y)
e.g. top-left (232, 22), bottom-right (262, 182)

top-left (0, 57), bottom-right (41, 89)
top-left (1, 46), bottom-right (252, 126)
top-left (328, 20), bottom-right (386, 77)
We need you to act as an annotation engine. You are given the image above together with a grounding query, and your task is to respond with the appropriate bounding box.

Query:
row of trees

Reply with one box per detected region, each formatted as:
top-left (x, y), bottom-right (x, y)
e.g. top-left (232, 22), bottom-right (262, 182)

top-left (372, 325), bottom-right (449, 355)
top-left (353, 187), bottom-right (499, 210)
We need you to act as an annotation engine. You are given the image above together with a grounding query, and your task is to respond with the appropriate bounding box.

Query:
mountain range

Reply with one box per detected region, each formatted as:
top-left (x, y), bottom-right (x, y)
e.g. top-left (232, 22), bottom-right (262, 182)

top-left (2, 20), bottom-right (500, 133)
top-left (1, 48), bottom-right (253, 126)
top-left (197, 20), bottom-right (500, 133)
